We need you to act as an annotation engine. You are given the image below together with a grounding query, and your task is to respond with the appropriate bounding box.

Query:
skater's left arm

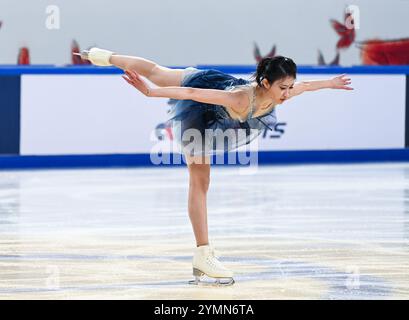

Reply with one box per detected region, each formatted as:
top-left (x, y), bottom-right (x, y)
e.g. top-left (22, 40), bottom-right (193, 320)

top-left (288, 74), bottom-right (353, 99)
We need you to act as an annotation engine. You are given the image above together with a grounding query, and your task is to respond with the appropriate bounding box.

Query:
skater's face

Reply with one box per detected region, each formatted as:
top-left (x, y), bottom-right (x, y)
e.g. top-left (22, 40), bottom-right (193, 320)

top-left (262, 76), bottom-right (295, 104)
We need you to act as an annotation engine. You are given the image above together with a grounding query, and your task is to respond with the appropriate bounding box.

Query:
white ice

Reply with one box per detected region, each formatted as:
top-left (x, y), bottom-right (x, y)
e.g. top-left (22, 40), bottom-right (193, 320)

top-left (0, 162), bottom-right (408, 299)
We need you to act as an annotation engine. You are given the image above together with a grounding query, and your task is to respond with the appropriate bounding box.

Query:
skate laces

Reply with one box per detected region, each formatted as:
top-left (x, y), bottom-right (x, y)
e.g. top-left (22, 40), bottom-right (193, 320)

top-left (209, 247), bottom-right (220, 259)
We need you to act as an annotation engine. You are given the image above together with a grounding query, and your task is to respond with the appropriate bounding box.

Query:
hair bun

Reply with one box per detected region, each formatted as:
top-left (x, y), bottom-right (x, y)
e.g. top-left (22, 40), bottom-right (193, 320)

top-left (253, 56), bottom-right (297, 86)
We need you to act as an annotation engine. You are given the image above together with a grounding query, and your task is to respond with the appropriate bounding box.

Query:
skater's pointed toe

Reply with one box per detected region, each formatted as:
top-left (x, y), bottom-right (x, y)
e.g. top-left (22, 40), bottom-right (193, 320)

top-left (81, 47), bottom-right (114, 66)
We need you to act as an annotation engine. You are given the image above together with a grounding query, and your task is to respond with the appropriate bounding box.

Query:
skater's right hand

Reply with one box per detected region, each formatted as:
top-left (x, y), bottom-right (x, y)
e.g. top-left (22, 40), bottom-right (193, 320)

top-left (122, 70), bottom-right (152, 97)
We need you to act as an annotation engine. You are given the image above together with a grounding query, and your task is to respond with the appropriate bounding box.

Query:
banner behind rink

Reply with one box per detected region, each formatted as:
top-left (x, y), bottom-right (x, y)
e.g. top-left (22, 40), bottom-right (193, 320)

top-left (20, 73), bottom-right (406, 155)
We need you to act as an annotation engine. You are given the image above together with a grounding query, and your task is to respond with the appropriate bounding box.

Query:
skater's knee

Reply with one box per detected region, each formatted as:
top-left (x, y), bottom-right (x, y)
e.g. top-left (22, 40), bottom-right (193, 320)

top-left (150, 65), bottom-right (184, 87)
top-left (187, 155), bottom-right (211, 192)
top-left (189, 171), bottom-right (210, 192)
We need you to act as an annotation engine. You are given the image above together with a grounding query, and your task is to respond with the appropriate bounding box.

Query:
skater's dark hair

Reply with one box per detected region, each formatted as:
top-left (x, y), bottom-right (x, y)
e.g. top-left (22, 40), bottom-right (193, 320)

top-left (253, 56), bottom-right (297, 87)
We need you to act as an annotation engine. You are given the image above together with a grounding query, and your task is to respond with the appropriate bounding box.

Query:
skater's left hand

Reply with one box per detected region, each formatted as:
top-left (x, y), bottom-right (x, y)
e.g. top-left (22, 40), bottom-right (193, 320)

top-left (329, 74), bottom-right (353, 90)
top-left (122, 70), bottom-right (152, 96)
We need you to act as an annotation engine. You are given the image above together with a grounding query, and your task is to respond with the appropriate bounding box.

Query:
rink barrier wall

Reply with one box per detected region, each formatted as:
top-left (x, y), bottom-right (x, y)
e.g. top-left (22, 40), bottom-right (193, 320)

top-left (406, 75), bottom-right (409, 148)
top-left (0, 75), bottom-right (20, 155)
top-left (0, 65), bottom-right (409, 169)
top-left (1, 149), bottom-right (409, 170)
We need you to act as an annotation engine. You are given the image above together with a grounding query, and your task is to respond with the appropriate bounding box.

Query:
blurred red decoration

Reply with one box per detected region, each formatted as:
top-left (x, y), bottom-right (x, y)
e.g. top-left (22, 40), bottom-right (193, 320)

top-left (357, 39), bottom-right (409, 65)
top-left (331, 11), bottom-right (409, 65)
top-left (71, 40), bottom-right (91, 65)
top-left (330, 13), bottom-right (356, 50)
top-left (18, 47), bottom-right (30, 65)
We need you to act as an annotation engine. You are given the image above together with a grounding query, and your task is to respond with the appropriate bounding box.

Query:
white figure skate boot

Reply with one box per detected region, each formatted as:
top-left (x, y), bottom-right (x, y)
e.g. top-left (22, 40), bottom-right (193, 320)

top-left (73, 48), bottom-right (114, 66)
top-left (189, 245), bottom-right (235, 286)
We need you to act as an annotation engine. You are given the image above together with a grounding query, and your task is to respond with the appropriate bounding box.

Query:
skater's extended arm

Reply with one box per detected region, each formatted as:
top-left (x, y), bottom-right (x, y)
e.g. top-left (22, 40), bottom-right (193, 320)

top-left (288, 74), bottom-right (353, 99)
top-left (122, 70), bottom-right (248, 112)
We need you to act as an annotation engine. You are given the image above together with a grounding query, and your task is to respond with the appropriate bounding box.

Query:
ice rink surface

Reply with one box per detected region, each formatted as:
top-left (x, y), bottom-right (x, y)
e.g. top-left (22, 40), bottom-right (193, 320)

top-left (0, 162), bottom-right (408, 299)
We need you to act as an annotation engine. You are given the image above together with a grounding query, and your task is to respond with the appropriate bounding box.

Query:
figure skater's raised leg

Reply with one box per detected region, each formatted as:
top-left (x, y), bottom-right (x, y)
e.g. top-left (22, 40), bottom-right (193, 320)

top-left (77, 48), bottom-right (185, 87)
top-left (185, 155), bottom-right (234, 286)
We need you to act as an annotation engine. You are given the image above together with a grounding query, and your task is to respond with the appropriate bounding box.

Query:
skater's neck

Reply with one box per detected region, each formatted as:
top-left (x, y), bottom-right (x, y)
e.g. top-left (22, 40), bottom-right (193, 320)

top-left (252, 83), bottom-right (277, 110)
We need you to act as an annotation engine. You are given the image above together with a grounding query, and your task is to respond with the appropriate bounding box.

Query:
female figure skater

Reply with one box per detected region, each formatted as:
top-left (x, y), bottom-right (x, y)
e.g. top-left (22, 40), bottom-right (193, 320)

top-left (78, 48), bottom-right (352, 286)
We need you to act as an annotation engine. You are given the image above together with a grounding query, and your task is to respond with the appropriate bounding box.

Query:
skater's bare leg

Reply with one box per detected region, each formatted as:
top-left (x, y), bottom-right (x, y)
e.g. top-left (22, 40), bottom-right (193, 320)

top-left (186, 155), bottom-right (211, 247)
top-left (110, 55), bottom-right (184, 87)
top-left (185, 155), bottom-right (234, 285)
